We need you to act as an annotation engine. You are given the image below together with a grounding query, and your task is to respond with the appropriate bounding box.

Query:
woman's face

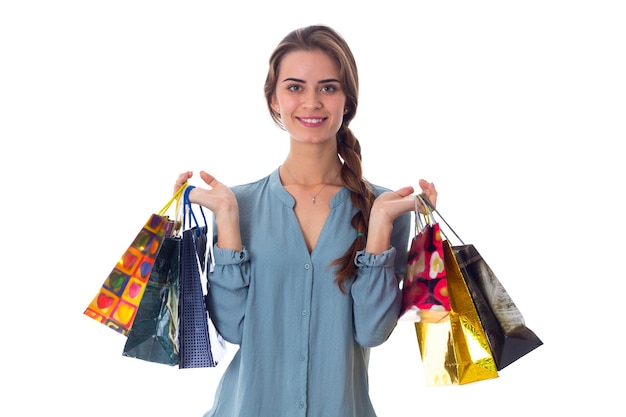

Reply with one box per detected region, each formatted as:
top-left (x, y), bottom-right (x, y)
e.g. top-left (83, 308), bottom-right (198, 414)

top-left (271, 49), bottom-right (347, 146)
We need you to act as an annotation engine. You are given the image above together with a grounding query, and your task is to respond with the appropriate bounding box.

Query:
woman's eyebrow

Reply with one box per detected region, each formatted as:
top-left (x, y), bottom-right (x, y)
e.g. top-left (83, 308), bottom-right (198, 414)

top-left (281, 77), bottom-right (340, 84)
top-left (282, 77), bottom-right (305, 83)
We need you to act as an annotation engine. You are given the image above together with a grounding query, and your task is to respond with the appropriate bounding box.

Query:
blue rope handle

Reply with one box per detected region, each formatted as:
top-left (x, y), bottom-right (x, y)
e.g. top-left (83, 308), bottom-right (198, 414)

top-left (183, 185), bottom-right (208, 236)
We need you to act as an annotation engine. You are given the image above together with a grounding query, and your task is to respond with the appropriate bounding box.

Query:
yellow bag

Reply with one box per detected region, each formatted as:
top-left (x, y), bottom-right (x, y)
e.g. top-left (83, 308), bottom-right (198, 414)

top-left (414, 240), bottom-right (498, 385)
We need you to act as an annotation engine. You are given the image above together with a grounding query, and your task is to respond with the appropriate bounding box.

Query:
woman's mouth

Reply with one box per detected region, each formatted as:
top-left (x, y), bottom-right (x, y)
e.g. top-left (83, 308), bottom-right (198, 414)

top-left (298, 117), bottom-right (326, 127)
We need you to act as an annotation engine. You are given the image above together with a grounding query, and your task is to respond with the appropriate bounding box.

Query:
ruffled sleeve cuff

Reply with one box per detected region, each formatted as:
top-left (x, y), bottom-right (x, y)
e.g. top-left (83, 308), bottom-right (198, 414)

top-left (213, 245), bottom-right (250, 265)
top-left (354, 246), bottom-right (397, 269)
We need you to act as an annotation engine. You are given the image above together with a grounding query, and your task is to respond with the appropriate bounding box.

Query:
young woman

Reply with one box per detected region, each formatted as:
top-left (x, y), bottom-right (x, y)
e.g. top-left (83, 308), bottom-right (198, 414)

top-left (175, 24), bottom-right (437, 417)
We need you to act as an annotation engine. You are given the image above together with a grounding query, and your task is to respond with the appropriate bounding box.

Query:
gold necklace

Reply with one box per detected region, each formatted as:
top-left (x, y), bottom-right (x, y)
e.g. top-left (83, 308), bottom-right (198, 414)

top-left (282, 164), bottom-right (340, 204)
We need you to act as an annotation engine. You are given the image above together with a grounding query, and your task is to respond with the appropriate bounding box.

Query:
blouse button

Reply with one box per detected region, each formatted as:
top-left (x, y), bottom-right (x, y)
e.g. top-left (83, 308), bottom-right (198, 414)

top-left (304, 263), bottom-right (311, 270)
top-left (301, 310), bottom-right (308, 316)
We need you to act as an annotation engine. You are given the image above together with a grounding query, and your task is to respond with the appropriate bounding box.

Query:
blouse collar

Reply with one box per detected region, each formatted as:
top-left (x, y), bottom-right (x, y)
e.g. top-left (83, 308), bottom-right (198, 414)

top-left (269, 167), bottom-right (350, 209)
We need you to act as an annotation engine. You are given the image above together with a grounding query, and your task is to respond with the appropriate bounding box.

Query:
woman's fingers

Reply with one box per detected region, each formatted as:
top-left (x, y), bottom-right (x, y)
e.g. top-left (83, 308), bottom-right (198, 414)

top-left (174, 171), bottom-right (193, 193)
top-left (418, 179), bottom-right (437, 208)
top-left (394, 186), bottom-right (415, 198)
top-left (199, 170), bottom-right (220, 188)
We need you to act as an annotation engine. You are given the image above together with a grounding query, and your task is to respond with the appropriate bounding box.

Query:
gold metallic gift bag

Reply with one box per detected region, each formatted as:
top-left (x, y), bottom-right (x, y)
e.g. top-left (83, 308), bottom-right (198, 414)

top-left (414, 240), bottom-right (499, 385)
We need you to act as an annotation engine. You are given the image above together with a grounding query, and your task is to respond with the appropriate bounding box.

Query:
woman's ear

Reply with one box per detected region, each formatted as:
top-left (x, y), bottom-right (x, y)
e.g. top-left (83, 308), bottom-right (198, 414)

top-left (271, 96), bottom-right (280, 114)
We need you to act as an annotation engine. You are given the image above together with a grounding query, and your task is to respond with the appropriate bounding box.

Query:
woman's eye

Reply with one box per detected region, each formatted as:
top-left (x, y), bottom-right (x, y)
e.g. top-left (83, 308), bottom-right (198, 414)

top-left (321, 85), bottom-right (338, 93)
top-left (288, 85), bottom-right (302, 92)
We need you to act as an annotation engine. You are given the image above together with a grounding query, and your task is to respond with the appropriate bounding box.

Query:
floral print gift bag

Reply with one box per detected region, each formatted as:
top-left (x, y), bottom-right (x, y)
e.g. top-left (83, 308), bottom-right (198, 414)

top-left (400, 194), bottom-right (450, 323)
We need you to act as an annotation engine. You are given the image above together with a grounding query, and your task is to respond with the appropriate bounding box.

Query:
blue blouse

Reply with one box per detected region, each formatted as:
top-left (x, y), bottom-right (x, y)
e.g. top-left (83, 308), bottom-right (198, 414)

top-left (204, 167), bottom-right (411, 417)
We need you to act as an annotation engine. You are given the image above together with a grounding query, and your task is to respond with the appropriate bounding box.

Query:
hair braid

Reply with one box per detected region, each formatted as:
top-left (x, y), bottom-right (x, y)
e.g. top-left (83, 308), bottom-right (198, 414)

top-left (332, 126), bottom-right (376, 293)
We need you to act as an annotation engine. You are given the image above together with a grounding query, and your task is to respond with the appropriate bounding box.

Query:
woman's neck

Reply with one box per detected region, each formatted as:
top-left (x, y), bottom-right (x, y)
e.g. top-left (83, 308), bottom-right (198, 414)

top-left (280, 156), bottom-right (342, 186)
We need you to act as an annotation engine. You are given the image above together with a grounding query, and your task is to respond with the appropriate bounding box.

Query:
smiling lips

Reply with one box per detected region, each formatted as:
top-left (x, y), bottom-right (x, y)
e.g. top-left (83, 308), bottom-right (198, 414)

top-left (298, 117), bottom-right (326, 127)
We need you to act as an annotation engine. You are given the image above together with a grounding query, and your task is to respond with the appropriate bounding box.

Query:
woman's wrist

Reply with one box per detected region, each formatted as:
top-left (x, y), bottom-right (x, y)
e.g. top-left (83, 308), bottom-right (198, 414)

top-left (364, 212), bottom-right (393, 254)
top-left (215, 208), bottom-right (242, 251)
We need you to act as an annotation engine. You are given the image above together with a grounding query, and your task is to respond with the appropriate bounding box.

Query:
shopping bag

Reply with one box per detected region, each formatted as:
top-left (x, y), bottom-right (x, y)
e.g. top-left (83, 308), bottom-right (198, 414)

top-left (84, 185), bottom-right (186, 335)
top-left (122, 233), bottom-right (182, 366)
top-left (453, 245), bottom-right (543, 370)
top-left (420, 194), bottom-right (543, 370)
top-left (401, 195), bottom-right (450, 321)
top-left (414, 240), bottom-right (499, 385)
top-left (178, 186), bottom-right (227, 368)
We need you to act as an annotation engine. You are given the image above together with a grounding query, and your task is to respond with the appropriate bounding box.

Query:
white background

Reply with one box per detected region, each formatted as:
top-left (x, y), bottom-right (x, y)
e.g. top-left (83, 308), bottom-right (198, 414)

top-left (1, 1), bottom-right (624, 416)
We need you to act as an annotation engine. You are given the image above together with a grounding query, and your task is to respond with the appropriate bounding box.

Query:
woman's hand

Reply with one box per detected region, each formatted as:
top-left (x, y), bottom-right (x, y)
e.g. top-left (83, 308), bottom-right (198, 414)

top-left (418, 179), bottom-right (437, 212)
top-left (370, 186), bottom-right (416, 226)
top-left (365, 179), bottom-right (437, 254)
top-left (175, 171), bottom-right (238, 214)
top-left (174, 170), bottom-right (242, 251)
top-left (174, 171), bottom-right (194, 194)
top-left (368, 179), bottom-right (437, 226)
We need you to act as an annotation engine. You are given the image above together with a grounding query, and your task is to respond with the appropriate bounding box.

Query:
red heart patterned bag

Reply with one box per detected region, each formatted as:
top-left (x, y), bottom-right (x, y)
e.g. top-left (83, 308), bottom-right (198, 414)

top-left (84, 185), bottom-right (186, 335)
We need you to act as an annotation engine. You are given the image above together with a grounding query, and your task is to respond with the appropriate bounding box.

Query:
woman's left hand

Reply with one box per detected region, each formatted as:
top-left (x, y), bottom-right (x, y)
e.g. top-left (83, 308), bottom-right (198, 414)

top-left (365, 179), bottom-right (437, 254)
top-left (369, 179), bottom-right (437, 223)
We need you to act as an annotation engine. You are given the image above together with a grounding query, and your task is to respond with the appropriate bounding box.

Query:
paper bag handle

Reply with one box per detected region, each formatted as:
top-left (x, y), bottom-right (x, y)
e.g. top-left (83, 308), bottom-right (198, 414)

top-left (418, 193), bottom-right (465, 245)
top-left (159, 182), bottom-right (188, 216)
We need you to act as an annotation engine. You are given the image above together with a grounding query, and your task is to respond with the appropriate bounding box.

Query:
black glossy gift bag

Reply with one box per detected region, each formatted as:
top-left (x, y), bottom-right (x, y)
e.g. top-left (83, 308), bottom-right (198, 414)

top-left (122, 234), bottom-right (181, 365)
top-left (452, 244), bottom-right (543, 370)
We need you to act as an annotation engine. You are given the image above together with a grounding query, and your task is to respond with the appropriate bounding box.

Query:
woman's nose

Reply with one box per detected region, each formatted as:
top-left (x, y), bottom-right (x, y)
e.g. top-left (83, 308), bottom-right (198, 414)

top-left (302, 91), bottom-right (322, 110)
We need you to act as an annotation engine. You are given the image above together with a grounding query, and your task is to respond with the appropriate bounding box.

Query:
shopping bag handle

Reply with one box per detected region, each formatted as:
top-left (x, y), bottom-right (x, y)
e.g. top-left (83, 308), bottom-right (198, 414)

top-left (183, 185), bottom-right (208, 236)
top-left (159, 182), bottom-right (188, 216)
top-left (413, 194), bottom-right (434, 236)
top-left (418, 193), bottom-right (465, 245)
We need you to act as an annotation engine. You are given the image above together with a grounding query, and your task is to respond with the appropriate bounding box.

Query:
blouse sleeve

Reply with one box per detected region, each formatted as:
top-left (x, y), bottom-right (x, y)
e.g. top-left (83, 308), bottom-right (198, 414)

top-left (350, 211), bottom-right (410, 348)
top-left (351, 248), bottom-right (402, 347)
top-left (206, 244), bottom-right (250, 345)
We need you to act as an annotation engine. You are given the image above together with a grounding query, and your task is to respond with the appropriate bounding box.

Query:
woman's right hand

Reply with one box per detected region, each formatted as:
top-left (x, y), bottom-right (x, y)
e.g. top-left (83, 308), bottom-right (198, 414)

top-left (175, 171), bottom-right (237, 213)
top-left (175, 170), bottom-right (242, 251)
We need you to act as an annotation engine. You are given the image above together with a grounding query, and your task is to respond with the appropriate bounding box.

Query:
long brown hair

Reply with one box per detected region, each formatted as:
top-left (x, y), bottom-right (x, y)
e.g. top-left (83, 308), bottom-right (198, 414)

top-left (264, 25), bottom-right (375, 293)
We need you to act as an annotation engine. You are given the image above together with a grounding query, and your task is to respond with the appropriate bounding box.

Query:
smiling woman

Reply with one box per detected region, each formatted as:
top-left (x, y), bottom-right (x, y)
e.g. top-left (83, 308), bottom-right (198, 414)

top-left (4, 2), bottom-right (622, 416)
top-left (173, 24), bottom-right (437, 417)
top-left (270, 50), bottom-right (347, 145)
